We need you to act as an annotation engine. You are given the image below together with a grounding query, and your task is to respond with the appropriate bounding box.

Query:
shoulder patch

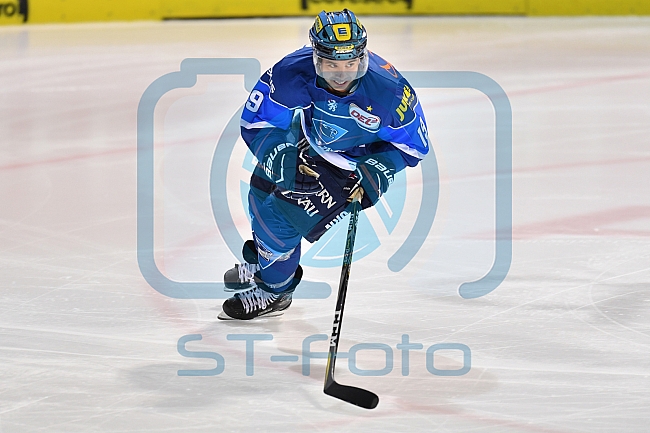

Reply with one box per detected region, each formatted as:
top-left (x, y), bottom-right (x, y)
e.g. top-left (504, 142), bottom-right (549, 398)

top-left (380, 61), bottom-right (399, 79)
top-left (395, 84), bottom-right (417, 123)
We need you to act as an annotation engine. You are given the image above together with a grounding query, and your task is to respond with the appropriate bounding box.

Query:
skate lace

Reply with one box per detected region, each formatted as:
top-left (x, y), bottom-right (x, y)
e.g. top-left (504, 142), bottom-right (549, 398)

top-left (238, 287), bottom-right (278, 314)
top-left (237, 263), bottom-right (260, 283)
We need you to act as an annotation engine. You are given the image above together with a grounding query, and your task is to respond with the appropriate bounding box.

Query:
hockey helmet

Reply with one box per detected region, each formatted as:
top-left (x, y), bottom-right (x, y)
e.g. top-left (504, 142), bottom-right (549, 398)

top-left (309, 9), bottom-right (369, 83)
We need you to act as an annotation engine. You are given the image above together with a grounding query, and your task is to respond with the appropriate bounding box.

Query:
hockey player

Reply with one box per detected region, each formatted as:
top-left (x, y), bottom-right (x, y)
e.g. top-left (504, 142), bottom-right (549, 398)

top-left (218, 9), bottom-right (430, 320)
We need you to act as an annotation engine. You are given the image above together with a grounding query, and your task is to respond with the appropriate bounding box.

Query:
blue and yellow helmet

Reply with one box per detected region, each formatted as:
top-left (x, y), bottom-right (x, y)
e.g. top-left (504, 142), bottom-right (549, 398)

top-left (309, 9), bottom-right (369, 83)
top-left (309, 9), bottom-right (367, 61)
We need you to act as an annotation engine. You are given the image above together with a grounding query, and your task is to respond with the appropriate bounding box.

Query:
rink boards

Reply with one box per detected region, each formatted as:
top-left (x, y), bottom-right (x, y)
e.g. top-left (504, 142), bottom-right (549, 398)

top-left (1, 0), bottom-right (650, 26)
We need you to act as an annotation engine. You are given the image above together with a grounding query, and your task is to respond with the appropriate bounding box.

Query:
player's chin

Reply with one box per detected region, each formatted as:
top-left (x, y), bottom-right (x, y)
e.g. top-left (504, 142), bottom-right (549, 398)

top-left (329, 80), bottom-right (350, 91)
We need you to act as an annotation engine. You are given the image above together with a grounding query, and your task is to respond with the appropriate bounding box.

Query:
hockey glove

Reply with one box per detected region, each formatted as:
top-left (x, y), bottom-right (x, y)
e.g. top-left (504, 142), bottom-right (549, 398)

top-left (353, 155), bottom-right (395, 209)
top-left (262, 139), bottom-right (322, 196)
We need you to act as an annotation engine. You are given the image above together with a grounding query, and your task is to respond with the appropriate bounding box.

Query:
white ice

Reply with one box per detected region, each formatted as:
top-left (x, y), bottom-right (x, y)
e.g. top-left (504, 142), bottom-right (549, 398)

top-left (1, 16), bottom-right (649, 433)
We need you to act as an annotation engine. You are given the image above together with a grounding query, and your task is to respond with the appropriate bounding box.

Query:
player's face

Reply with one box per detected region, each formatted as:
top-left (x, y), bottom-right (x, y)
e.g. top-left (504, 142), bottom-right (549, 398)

top-left (320, 58), bottom-right (360, 92)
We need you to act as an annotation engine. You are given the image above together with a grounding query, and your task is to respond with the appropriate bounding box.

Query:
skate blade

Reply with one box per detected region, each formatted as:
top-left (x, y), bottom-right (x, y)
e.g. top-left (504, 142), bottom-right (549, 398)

top-left (217, 310), bottom-right (286, 321)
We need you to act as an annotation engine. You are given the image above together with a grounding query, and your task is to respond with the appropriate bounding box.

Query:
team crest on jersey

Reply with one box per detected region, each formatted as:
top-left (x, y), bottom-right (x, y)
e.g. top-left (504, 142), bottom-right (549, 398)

top-left (312, 119), bottom-right (348, 145)
top-left (349, 103), bottom-right (381, 131)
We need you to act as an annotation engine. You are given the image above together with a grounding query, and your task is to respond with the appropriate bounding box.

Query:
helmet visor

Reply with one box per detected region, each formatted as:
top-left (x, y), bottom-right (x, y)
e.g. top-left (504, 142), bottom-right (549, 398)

top-left (313, 50), bottom-right (369, 87)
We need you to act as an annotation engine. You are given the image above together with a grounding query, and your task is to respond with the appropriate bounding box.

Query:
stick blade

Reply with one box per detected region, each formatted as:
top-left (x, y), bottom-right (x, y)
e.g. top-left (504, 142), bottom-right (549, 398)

top-left (324, 381), bottom-right (379, 409)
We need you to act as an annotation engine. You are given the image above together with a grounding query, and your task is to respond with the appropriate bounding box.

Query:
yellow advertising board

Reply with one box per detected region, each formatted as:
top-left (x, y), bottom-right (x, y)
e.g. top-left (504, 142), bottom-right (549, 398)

top-left (0, 0), bottom-right (28, 24)
top-left (1, 0), bottom-right (648, 26)
top-left (162, 0), bottom-right (526, 18)
top-left (529, 0), bottom-right (650, 15)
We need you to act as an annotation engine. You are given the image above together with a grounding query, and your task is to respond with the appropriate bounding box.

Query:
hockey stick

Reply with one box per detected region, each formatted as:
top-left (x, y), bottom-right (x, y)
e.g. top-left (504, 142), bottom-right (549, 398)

top-left (323, 199), bottom-right (379, 409)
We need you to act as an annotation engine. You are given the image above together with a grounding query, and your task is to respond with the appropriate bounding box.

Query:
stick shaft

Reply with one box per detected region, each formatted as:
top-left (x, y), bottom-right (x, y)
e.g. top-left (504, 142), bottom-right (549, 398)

top-left (324, 200), bottom-right (361, 388)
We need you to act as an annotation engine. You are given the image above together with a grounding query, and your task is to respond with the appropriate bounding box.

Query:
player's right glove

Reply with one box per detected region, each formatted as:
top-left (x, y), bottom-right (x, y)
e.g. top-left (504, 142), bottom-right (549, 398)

top-left (262, 138), bottom-right (322, 196)
top-left (352, 155), bottom-right (395, 209)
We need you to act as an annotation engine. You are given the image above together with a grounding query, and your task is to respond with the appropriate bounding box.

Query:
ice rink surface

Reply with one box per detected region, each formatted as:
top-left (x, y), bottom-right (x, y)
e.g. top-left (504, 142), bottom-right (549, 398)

top-left (1, 15), bottom-right (650, 432)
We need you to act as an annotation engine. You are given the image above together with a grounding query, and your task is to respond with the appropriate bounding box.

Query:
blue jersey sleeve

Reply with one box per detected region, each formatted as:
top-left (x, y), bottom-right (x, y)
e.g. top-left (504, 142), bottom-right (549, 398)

top-left (240, 50), bottom-right (313, 161)
top-left (240, 69), bottom-right (296, 161)
top-left (377, 78), bottom-right (430, 168)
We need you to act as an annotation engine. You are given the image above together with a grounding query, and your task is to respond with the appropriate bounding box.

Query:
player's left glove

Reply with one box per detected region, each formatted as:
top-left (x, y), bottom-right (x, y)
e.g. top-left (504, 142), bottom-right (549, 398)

top-left (352, 155), bottom-right (395, 209)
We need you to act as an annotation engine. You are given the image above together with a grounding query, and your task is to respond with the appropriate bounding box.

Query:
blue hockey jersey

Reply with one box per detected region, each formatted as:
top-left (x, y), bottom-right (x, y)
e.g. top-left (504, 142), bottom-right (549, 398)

top-left (241, 46), bottom-right (429, 175)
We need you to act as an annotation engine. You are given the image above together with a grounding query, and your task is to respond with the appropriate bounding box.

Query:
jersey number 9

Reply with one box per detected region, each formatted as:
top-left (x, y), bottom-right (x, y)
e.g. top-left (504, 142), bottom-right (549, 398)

top-left (246, 90), bottom-right (264, 113)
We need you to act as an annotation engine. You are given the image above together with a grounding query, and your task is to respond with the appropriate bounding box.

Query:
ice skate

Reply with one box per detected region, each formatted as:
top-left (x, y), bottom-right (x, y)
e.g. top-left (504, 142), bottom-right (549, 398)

top-left (218, 285), bottom-right (293, 320)
top-left (223, 240), bottom-right (260, 292)
top-left (218, 266), bottom-right (303, 320)
top-left (223, 262), bottom-right (261, 292)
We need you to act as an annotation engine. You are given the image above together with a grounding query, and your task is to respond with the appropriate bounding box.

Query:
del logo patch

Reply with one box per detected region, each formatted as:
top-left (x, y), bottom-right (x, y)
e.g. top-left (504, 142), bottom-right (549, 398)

top-left (349, 103), bottom-right (381, 131)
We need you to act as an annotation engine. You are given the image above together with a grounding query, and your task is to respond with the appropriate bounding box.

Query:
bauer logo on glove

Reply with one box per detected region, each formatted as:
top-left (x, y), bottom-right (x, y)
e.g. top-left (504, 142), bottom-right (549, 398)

top-left (355, 155), bottom-right (394, 208)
